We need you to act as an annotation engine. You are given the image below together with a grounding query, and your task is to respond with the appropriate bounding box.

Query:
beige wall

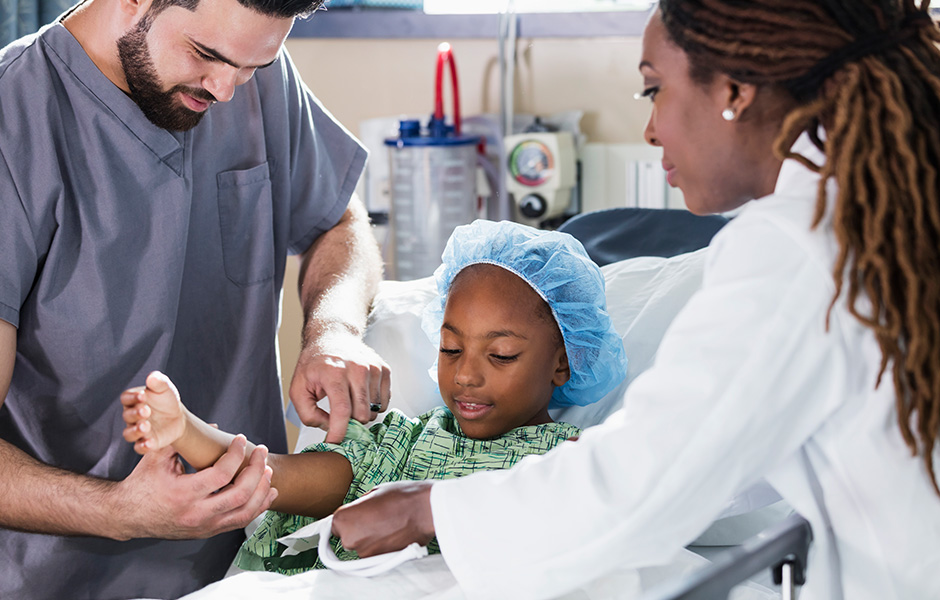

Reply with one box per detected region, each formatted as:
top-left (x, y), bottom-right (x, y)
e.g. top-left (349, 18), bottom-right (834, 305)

top-left (278, 35), bottom-right (650, 448)
top-left (284, 36), bottom-right (649, 144)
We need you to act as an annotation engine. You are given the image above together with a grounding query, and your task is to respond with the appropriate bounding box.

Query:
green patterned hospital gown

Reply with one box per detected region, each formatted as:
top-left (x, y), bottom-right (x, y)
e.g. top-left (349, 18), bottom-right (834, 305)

top-left (234, 406), bottom-right (581, 574)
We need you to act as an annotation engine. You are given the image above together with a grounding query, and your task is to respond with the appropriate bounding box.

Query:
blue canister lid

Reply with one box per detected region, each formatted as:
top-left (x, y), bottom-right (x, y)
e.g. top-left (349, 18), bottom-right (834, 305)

top-left (385, 116), bottom-right (480, 148)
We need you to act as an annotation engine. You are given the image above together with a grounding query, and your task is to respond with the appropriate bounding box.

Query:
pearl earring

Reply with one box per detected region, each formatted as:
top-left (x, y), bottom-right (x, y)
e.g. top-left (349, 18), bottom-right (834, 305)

top-left (722, 108), bottom-right (736, 121)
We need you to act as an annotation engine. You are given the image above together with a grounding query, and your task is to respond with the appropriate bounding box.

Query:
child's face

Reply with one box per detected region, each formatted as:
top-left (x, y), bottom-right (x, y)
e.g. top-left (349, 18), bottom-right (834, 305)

top-left (437, 265), bottom-right (569, 439)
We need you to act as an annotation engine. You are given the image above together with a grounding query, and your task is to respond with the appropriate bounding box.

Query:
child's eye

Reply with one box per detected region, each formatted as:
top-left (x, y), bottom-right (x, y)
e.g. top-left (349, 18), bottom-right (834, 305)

top-left (439, 347), bottom-right (461, 356)
top-left (491, 353), bottom-right (519, 363)
top-left (634, 86), bottom-right (659, 102)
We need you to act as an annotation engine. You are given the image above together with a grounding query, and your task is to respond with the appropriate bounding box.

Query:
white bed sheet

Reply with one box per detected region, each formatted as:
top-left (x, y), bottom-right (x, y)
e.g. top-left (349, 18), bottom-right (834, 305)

top-left (180, 550), bottom-right (778, 600)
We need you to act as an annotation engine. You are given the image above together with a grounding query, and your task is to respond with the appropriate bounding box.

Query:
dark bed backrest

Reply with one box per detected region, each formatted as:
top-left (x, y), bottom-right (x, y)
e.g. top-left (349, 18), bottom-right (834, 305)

top-left (557, 208), bottom-right (729, 266)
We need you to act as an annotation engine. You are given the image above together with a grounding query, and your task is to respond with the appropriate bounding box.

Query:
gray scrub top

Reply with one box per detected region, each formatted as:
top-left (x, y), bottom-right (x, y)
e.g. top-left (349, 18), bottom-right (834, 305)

top-left (0, 22), bottom-right (366, 600)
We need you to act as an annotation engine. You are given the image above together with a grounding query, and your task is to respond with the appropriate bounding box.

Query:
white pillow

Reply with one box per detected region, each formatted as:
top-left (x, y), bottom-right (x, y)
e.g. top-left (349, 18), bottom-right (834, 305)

top-left (551, 249), bottom-right (706, 429)
top-left (362, 278), bottom-right (440, 419)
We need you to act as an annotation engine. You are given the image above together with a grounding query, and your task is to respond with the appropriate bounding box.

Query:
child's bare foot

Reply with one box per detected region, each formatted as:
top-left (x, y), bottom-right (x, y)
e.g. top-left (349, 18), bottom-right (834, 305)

top-left (120, 371), bottom-right (186, 454)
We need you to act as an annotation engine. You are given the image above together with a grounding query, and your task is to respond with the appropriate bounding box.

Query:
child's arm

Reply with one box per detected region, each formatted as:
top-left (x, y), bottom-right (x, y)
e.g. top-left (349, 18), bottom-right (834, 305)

top-left (121, 371), bottom-right (353, 518)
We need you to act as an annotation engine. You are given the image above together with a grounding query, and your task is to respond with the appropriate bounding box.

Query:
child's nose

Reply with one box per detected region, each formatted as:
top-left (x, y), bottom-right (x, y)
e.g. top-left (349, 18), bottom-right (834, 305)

top-left (454, 356), bottom-right (483, 387)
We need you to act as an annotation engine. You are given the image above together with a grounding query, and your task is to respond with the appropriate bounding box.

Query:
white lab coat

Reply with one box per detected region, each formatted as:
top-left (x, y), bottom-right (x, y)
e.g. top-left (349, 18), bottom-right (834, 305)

top-left (430, 134), bottom-right (940, 600)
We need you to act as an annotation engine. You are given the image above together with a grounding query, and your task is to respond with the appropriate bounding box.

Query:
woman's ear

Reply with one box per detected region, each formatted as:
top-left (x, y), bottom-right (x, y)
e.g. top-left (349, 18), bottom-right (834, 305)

top-left (552, 350), bottom-right (571, 387)
top-left (719, 77), bottom-right (760, 122)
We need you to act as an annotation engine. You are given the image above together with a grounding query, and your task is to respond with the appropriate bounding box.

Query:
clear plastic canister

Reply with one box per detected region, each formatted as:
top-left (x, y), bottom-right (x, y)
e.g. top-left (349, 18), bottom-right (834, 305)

top-left (385, 121), bottom-right (479, 280)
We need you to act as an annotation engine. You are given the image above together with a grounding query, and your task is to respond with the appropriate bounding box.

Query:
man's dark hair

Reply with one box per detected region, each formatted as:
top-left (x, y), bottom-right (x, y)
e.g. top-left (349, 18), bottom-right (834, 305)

top-left (149, 0), bottom-right (325, 19)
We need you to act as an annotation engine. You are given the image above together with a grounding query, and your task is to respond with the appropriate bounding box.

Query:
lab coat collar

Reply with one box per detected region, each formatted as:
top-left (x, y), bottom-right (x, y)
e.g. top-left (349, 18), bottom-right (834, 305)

top-left (773, 130), bottom-right (829, 201)
top-left (42, 23), bottom-right (185, 172)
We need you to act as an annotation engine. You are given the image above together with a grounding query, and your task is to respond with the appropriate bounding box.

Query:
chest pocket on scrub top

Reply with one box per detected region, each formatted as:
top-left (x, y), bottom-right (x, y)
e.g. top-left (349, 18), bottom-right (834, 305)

top-left (217, 162), bottom-right (275, 286)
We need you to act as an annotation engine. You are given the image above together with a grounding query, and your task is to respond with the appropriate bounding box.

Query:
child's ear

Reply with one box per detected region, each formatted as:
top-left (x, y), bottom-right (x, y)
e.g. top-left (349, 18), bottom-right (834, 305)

top-left (552, 349), bottom-right (570, 387)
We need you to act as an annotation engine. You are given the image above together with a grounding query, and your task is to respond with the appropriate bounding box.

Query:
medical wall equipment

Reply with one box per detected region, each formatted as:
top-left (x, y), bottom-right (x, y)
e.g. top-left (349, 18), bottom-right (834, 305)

top-left (494, 2), bottom-right (579, 225)
top-left (384, 43), bottom-right (481, 281)
top-left (505, 130), bottom-right (577, 223)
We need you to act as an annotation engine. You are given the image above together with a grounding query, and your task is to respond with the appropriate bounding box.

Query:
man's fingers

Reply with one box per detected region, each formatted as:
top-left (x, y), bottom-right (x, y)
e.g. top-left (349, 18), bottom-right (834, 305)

top-left (323, 391), bottom-right (352, 444)
top-left (321, 363), bottom-right (370, 425)
top-left (202, 446), bottom-right (274, 530)
top-left (205, 481), bottom-right (277, 536)
top-left (324, 418), bottom-right (351, 444)
top-left (379, 365), bottom-right (391, 408)
top-left (139, 442), bottom-right (186, 475)
top-left (290, 346), bottom-right (392, 437)
top-left (226, 458), bottom-right (277, 524)
top-left (350, 380), bottom-right (372, 425)
top-left (235, 483), bottom-right (279, 529)
top-left (323, 413), bottom-right (349, 444)
top-left (293, 403), bottom-right (325, 429)
top-left (367, 365), bottom-right (382, 421)
top-left (288, 374), bottom-right (329, 428)
top-left (190, 434), bottom-right (250, 494)
top-left (366, 365), bottom-right (391, 420)
top-left (124, 441), bottom-right (276, 539)
top-left (301, 405), bottom-right (331, 431)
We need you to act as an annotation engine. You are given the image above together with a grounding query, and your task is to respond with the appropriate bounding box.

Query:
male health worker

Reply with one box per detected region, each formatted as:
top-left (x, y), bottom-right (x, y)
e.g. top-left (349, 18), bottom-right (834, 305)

top-left (0, 0), bottom-right (389, 597)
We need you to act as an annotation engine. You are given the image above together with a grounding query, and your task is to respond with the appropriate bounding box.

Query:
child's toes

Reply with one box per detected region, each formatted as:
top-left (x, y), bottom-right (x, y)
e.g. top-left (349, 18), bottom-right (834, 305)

top-left (145, 371), bottom-right (172, 394)
top-left (122, 425), bottom-right (141, 443)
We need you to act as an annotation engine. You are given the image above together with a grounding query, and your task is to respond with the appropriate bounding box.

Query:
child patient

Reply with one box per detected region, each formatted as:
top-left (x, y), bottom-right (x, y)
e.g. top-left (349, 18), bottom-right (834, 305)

top-left (122, 219), bottom-right (627, 574)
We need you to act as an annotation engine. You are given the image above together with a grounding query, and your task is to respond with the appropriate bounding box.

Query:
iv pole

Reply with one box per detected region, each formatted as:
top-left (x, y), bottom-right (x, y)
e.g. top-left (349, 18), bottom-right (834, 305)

top-left (495, 0), bottom-right (517, 221)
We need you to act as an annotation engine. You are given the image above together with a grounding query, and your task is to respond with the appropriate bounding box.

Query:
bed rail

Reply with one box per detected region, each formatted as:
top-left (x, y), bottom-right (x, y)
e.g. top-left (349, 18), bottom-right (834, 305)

top-left (641, 513), bottom-right (812, 600)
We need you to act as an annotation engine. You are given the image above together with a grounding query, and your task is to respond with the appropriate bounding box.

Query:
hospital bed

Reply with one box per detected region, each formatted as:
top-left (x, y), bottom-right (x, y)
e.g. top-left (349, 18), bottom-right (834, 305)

top-left (643, 513), bottom-right (812, 600)
top-left (176, 209), bottom-right (810, 600)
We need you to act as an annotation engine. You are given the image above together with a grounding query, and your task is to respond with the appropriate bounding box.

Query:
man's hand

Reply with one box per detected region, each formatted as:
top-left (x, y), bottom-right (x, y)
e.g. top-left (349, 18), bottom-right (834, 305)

top-left (331, 480), bottom-right (435, 557)
top-left (290, 332), bottom-right (391, 444)
top-left (293, 198), bottom-right (387, 444)
top-left (112, 435), bottom-right (277, 540)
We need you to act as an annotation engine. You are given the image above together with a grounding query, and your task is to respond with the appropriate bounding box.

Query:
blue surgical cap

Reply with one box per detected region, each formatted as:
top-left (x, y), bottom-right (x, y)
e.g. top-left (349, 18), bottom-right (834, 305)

top-left (422, 219), bottom-right (627, 409)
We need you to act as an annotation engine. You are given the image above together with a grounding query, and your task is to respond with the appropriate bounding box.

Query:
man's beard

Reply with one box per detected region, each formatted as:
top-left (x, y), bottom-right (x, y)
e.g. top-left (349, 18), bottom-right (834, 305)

top-left (116, 18), bottom-right (216, 132)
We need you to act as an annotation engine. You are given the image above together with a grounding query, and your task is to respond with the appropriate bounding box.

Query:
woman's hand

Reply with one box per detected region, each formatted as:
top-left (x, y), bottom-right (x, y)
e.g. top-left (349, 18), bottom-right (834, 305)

top-left (331, 480), bottom-right (435, 556)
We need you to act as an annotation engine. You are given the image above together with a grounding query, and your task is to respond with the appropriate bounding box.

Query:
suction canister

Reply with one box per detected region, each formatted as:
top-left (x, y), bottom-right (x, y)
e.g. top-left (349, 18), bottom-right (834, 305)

top-left (384, 43), bottom-right (480, 281)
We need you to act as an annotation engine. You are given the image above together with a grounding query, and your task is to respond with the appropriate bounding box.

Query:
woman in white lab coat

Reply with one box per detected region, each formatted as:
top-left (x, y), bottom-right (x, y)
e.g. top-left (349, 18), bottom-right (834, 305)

top-left (331, 1), bottom-right (940, 598)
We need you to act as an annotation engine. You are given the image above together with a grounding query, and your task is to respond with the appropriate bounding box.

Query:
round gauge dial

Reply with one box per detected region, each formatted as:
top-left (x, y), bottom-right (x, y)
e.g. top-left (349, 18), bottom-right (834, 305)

top-left (509, 140), bottom-right (555, 187)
